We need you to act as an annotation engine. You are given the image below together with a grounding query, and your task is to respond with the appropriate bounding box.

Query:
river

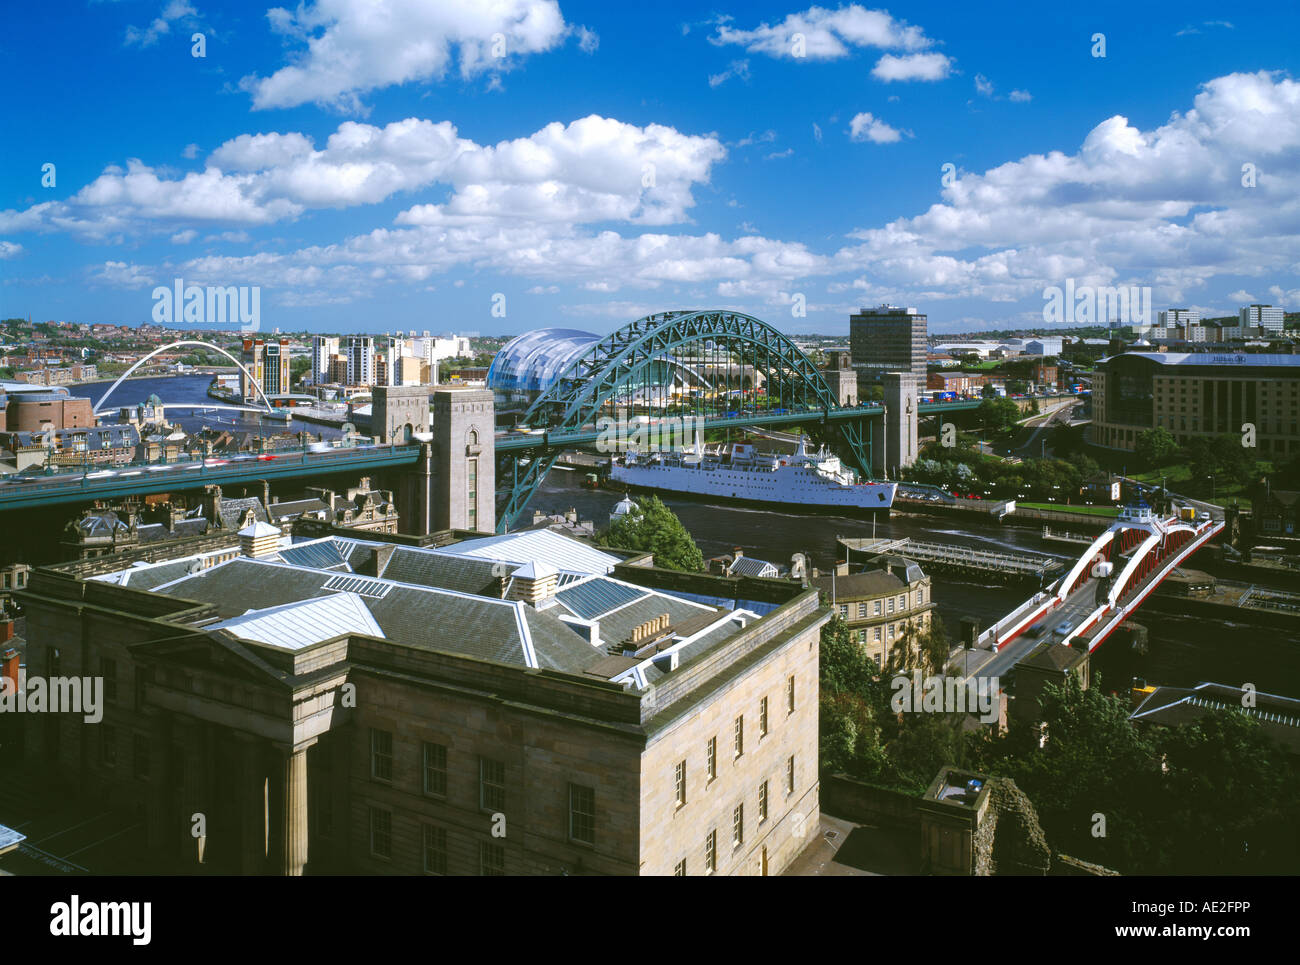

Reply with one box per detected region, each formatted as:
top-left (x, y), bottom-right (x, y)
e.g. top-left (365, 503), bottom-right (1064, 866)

top-left (68, 373), bottom-right (344, 440)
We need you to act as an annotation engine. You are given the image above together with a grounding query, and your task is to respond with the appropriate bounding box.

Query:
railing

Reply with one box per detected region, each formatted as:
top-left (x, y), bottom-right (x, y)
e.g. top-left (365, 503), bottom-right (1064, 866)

top-left (0, 444), bottom-right (423, 502)
top-left (974, 590), bottom-right (1055, 650)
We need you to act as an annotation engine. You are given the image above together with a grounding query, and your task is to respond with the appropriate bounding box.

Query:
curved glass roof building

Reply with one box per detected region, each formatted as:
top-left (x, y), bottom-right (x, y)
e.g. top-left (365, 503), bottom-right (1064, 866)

top-left (488, 328), bottom-right (601, 405)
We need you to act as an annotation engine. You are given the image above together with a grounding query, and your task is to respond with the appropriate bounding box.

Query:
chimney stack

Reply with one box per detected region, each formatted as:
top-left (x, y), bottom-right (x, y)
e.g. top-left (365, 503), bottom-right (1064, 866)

top-left (508, 561), bottom-right (558, 604)
top-left (238, 521), bottom-right (281, 558)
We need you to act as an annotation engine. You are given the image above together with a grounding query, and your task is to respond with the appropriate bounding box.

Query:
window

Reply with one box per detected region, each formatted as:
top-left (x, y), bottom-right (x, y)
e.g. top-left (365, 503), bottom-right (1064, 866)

top-left (569, 783), bottom-right (596, 844)
top-left (898, 594), bottom-right (906, 610)
top-left (423, 825), bottom-right (448, 874)
top-left (422, 742), bottom-right (447, 796)
top-left (101, 657), bottom-right (118, 703)
top-left (873, 599), bottom-right (882, 616)
top-left (759, 697), bottom-right (769, 737)
top-left (732, 803), bottom-right (744, 847)
top-left (480, 757), bottom-right (506, 811)
top-left (467, 458), bottom-right (478, 529)
top-left (133, 733), bottom-right (150, 780)
top-left (886, 597), bottom-right (895, 614)
top-left (674, 760), bottom-right (687, 807)
top-left (733, 715), bottom-right (744, 758)
top-left (786, 755), bottom-right (795, 794)
top-left (787, 675), bottom-right (795, 714)
top-left (705, 829), bottom-right (717, 873)
top-left (101, 724), bottom-right (117, 767)
top-left (370, 728), bottom-right (393, 782)
top-left (838, 603), bottom-right (847, 618)
top-left (480, 841), bottom-right (505, 876)
top-left (917, 586), bottom-right (925, 604)
top-left (674, 859), bottom-right (687, 877)
top-left (856, 601), bottom-right (866, 619)
top-left (706, 737), bottom-right (717, 781)
top-left (759, 781), bottom-right (769, 823)
top-left (873, 627), bottom-right (882, 643)
top-left (369, 807), bottom-right (392, 858)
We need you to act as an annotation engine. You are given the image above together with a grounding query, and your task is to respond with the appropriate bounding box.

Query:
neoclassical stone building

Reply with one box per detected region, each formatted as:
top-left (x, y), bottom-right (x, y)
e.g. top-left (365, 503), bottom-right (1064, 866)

top-left (18, 526), bottom-right (825, 876)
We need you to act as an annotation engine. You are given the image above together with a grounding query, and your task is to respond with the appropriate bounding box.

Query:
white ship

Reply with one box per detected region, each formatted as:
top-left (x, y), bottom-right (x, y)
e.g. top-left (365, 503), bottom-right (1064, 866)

top-left (609, 435), bottom-right (896, 510)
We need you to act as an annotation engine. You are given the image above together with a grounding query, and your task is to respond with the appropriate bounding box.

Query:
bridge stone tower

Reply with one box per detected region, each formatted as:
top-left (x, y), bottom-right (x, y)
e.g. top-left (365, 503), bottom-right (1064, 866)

top-left (431, 388), bottom-right (494, 534)
top-left (393, 388), bottom-right (495, 535)
top-left (372, 385), bottom-right (429, 444)
top-left (873, 372), bottom-right (919, 479)
top-left (821, 349), bottom-right (857, 406)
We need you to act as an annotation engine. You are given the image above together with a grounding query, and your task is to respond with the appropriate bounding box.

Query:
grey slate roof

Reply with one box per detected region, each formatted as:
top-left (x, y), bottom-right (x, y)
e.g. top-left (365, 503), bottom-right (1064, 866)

top-left (218, 496), bottom-right (268, 529)
top-left (812, 569), bottom-right (906, 599)
top-left (153, 557), bottom-right (602, 673)
top-left (378, 546), bottom-right (502, 595)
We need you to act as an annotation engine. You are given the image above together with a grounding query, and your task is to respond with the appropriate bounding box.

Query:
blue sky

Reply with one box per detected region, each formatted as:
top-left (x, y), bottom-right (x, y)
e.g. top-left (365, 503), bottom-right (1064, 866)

top-left (2, 0), bottom-right (1298, 335)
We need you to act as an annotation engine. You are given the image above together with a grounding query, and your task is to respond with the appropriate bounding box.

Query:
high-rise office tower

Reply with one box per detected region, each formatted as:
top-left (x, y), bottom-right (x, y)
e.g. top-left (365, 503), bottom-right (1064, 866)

top-left (849, 305), bottom-right (927, 386)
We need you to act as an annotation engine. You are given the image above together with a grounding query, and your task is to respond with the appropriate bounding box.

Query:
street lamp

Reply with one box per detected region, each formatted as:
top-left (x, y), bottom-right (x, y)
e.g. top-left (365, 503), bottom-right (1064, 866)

top-left (1207, 474), bottom-right (1216, 501)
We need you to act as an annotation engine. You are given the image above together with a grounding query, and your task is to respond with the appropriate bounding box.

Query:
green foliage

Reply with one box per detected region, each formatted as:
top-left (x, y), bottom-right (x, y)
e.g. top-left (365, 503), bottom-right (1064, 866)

top-left (975, 674), bottom-right (1299, 874)
top-left (600, 495), bottom-right (703, 571)
top-left (1134, 426), bottom-right (1179, 468)
top-left (977, 396), bottom-right (1021, 431)
top-left (1181, 433), bottom-right (1258, 489)
top-left (818, 615), bottom-right (967, 793)
top-left (289, 356), bottom-right (313, 384)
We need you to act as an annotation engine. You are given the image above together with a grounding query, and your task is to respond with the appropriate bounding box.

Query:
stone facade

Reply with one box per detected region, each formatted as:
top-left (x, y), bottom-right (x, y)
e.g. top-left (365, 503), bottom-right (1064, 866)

top-left (16, 536), bottom-right (826, 876)
top-left (431, 388), bottom-right (495, 534)
top-left (371, 385), bottom-right (430, 444)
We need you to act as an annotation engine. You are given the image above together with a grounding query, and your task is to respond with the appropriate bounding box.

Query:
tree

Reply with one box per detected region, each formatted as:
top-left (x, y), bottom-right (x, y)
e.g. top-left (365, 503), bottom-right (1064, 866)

top-left (600, 495), bottom-right (703, 571)
top-left (290, 356), bottom-right (313, 385)
top-left (1135, 427), bottom-right (1178, 468)
top-left (977, 396), bottom-right (1020, 432)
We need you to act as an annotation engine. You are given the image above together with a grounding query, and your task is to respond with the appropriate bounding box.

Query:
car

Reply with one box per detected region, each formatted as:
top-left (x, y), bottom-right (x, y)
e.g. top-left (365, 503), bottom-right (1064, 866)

top-left (1055, 620), bottom-right (1073, 636)
top-left (86, 470), bottom-right (116, 479)
top-left (118, 470), bottom-right (143, 477)
top-left (1026, 624), bottom-right (1045, 638)
top-left (257, 454), bottom-right (277, 461)
top-left (204, 458), bottom-right (229, 466)
top-left (146, 465), bottom-right (172, 472)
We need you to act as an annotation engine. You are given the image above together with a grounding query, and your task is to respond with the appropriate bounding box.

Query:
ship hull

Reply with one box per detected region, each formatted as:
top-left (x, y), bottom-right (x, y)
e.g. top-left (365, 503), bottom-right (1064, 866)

top-left (608, 464), bottom-right (895, 514)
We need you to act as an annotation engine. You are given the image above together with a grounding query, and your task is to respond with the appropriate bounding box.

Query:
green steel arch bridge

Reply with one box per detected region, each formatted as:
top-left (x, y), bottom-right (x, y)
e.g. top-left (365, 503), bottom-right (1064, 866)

top-left (491, 309), bottom-right (979, 531)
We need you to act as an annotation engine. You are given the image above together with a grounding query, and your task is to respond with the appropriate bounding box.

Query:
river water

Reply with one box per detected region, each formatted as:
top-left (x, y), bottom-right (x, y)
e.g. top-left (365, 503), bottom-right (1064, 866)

top-left (64, 374), bottom-right (1300, 699)
top-left (69, 373), bottom-right (344, 440)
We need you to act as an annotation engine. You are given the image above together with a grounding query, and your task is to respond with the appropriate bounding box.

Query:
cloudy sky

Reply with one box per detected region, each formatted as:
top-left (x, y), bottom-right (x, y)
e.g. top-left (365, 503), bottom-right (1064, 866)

top-left (2, 0), bottom-right (1298, 334)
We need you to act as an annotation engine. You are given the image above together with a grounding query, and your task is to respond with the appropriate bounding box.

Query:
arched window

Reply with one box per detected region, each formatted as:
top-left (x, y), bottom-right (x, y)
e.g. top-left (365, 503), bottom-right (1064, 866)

top-left (468, 428), bottom-right (479, 446)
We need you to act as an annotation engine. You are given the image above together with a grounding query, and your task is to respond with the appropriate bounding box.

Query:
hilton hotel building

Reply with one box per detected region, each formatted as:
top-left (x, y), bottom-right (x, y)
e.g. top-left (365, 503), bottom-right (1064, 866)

top-left (1093, 352), bottom-right (1300, 457)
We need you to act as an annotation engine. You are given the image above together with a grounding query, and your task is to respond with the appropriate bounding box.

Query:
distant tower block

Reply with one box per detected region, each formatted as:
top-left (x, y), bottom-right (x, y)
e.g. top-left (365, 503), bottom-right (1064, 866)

top-left (372, 385), bottom-right (429, 444)
top-left (431, 388), bottom-right (495, 533)
top-left (874, 372), bottom-right (919, 479)
top-left (821, 349), bottom-right (857, 406)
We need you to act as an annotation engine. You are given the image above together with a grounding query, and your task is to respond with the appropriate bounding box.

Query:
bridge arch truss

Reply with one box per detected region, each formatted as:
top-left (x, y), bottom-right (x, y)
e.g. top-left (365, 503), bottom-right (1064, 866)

top-left (93, 339), bottom-right (274, 415)
top-left (496, 310), bottom-right (864, 531)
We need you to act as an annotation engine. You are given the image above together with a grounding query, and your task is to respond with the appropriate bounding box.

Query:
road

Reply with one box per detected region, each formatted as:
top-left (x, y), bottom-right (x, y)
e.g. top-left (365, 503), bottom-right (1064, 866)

top-left (960, 575), bottom-right (1103, 681)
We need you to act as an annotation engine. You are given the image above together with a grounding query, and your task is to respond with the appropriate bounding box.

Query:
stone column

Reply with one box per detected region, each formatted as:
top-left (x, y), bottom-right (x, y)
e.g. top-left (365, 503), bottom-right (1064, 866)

top-left (271, 740), bottom-right (313, 876)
